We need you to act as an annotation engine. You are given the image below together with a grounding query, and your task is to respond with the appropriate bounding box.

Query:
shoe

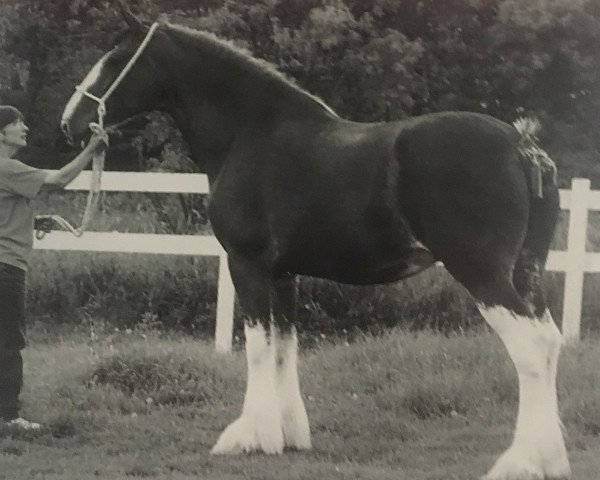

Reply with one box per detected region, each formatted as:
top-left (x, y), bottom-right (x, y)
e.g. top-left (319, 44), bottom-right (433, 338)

top-left (5, 417), bottom-right (42, 430)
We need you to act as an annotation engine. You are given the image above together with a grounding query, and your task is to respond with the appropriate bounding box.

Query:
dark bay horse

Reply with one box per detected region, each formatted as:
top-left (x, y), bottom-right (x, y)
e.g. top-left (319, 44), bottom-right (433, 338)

top-left (60, 6), bottom-right (569, 480)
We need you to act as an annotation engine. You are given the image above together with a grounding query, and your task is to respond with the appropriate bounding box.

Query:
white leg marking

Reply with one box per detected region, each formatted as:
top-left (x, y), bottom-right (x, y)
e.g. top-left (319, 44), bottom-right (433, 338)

top-left (61, 53), bottom-right (110, 122)
top-left (479, 306), bottom-right (570, 480)
top-left (275, 328), bottom-right (311, 450)
top-left (211, 323), bottom-right (283, 454)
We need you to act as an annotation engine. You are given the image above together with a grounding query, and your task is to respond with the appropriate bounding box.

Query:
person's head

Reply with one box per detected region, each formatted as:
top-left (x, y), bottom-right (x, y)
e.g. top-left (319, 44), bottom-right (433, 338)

top-left (0, 106), bottom-right (28, 156)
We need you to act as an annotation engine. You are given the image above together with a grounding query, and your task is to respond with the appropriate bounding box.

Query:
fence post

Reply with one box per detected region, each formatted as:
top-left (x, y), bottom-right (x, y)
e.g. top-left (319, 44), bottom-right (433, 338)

top-left (215, 254), bottom-right (235, 353)
top-left (561, 178), bottom-right (590, 343)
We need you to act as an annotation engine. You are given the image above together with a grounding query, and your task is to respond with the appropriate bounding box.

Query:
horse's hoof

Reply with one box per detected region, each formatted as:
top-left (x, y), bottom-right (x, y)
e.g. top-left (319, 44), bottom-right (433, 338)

top-left (281, 408), bottom-right (311, 450)
top-left (482, 444), bottom-right (571, 480)
top-left (211, 415), bottom-right (284, 455)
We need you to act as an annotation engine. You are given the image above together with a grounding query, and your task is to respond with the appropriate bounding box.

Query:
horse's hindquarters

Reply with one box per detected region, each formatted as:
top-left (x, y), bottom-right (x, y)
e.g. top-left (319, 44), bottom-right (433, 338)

top-left (394, 114), bottom-right (530, 300)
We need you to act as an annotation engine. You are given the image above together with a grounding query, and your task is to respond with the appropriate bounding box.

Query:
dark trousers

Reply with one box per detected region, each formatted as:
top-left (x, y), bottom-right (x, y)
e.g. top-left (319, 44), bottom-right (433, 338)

top-left (0, 262), bottom-right (26, 421)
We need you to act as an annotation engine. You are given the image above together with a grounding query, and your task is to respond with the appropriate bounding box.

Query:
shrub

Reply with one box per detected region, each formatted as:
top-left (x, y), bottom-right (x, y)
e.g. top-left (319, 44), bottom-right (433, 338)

top-left (28, 252), bottom-right (219, 334)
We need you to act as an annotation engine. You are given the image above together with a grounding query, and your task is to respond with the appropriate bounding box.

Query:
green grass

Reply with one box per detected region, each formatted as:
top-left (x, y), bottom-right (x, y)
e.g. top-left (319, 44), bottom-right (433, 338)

top-left (14, 181), bottom-right (599, 477)
top-left (1, 329), bottom-right (599, 479)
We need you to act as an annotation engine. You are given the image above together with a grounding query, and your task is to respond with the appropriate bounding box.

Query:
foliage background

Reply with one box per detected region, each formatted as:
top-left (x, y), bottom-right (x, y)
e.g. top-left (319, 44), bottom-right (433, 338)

top-left (2, 0), bottom-right (600, 183)
top-left (0, 0), bottom-right (599, 336)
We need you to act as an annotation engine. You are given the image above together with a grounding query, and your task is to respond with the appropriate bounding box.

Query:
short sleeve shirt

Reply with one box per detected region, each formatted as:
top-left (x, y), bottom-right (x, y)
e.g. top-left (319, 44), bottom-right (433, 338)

top-left (0, 158), bottom-right (48, 271)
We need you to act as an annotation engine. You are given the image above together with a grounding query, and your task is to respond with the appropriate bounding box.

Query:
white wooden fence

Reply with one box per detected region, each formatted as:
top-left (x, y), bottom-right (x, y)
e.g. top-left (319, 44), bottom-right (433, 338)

top-left (547, 178), bottom-right (599, 342)
top-left (33, 171), bottom-right (236, 353)
top-left (34, 174), bottom-right (598, 349)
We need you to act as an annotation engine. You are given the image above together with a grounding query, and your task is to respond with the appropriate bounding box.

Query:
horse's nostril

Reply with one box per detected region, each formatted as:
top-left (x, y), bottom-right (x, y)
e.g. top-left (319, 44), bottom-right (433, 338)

top-left (60, 121), bottom-right (74, 145)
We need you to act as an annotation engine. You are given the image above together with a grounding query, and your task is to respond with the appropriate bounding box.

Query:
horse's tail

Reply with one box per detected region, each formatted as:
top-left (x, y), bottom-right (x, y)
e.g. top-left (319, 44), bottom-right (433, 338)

top-left (513, 117), bottom-right (558, 199)
top-left (512, 118), bottom-right (560, 316)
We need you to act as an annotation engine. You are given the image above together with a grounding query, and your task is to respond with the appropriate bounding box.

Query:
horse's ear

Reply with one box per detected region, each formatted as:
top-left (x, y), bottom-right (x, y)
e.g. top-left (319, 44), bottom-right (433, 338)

top-left (117, 0), bottom-right (145, 32)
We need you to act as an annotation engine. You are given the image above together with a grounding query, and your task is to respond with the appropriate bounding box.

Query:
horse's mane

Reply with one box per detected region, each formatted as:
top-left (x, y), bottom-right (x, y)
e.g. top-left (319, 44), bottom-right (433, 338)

top-left (164, 23), bottom-right (337, 116)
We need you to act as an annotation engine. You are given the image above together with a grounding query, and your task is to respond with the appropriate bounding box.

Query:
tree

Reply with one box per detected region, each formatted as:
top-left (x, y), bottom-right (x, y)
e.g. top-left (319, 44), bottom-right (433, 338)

top-left (270, 1), bottom-right (424, 121)
top-left (1, 0), bottom-right (599, 182)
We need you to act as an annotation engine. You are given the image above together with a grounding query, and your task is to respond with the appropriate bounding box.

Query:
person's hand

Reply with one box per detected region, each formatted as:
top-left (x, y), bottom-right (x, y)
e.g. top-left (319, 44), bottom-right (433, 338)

top-left (34, 216), bottom-right (54, 236)
top-left (86, 123), bottom-right (109, 154)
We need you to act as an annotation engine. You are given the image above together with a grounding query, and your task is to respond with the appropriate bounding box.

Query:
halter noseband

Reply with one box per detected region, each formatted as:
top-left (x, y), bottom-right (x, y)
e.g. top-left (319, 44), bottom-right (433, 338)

top-left (75, 22), bottom-right (160, 128)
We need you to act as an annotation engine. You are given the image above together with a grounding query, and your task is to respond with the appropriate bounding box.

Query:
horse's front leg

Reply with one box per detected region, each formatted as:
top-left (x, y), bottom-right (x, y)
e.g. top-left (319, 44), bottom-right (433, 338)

top-left (211, 256), bottom-right (283, 455)
top-left (272, 275), bottom-right (311, 450)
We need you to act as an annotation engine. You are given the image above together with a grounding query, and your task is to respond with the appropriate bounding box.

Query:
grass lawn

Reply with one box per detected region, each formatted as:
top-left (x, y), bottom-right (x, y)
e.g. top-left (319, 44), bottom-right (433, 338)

top-left (1, 328), bottom-right (599, 479)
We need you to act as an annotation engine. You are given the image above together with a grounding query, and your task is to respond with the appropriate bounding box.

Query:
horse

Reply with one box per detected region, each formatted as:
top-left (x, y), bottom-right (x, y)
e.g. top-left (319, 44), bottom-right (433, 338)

top-left (59, 4), bottom-right (569, 479)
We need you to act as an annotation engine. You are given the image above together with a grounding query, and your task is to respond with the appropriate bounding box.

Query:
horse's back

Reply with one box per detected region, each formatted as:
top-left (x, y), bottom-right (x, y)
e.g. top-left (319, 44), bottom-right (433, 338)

top-left (394, 111), bottom-right (518, 163)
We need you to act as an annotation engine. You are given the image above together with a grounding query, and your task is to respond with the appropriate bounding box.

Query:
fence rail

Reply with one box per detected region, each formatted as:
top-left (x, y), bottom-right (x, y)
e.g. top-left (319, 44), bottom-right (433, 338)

top-left (34, 173), bottom-right (597, 349)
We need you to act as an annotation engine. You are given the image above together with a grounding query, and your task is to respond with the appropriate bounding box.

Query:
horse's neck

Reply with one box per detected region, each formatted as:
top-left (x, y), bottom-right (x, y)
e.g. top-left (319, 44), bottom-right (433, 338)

top-left (170, 107), bottom-right (235, 179)
top-left (156, 64), bottom-right (237, 175)
top-left (158, 34), bottom-right (328, 176)
top-left (164, 79), bottom-right (305, 177)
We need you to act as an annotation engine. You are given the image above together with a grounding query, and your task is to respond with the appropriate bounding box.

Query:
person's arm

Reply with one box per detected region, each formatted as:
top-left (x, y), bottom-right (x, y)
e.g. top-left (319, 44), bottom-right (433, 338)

top-left (44, 124), bottom-right (108, 189)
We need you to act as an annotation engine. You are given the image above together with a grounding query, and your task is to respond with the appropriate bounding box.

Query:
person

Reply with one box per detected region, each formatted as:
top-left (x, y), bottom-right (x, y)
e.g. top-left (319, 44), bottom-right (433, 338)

top-left (0, 105), bottom-right (107, 430)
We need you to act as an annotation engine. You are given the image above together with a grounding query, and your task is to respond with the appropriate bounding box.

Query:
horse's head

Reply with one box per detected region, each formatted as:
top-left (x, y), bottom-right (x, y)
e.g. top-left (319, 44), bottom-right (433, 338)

top-left (61, 1), bottom-right (165, 146)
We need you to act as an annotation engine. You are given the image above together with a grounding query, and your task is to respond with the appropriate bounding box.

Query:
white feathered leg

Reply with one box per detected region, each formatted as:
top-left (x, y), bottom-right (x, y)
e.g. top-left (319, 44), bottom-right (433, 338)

top-left (479, 306), bottom-right (570, 480)
top-left (275, 327), bottom-right (311, 450)
top-left (212, 322), bottom-right (284, 454)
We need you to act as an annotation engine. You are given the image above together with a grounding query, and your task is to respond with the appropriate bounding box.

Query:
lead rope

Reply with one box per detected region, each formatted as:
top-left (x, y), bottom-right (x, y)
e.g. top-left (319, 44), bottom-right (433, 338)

top-left (35, 115), bottom-right (106, 240)
top-left (77, 112), bottom-right (106, 237)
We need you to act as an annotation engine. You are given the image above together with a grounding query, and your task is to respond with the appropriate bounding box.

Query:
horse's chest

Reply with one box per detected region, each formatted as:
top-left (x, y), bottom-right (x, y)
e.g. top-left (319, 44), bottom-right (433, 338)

top-left (207, 179), bottom-right (269, 254)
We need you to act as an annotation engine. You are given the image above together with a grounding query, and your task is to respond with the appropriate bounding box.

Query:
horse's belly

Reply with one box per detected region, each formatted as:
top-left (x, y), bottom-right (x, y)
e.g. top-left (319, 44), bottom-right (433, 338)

top-left (287, 240), bottom-right (436, 285)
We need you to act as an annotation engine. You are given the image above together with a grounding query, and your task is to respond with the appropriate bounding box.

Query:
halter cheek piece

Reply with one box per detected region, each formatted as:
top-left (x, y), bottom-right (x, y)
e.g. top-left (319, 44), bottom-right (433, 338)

top-left (75, 22), bottom-right (160, 127)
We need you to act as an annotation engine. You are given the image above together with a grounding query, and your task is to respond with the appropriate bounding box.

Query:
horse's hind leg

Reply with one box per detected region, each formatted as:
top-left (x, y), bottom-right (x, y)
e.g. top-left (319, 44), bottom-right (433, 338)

top-left (477, 220), bottom-right (569, 480)
top-left (425, 198), bottom-right (568, 477)
top-left (408, 139), bottom-right (568, 477)
top-left (211, 256), bottom-right (284, 455)
top-left (271, 274), bottom-right (311, 450)
top-left (462, 264), bottom-right (569, 479)
top-left (477, 300), bottom-right (568, 479)
top-left (479, 192), bottom-right (569, 479)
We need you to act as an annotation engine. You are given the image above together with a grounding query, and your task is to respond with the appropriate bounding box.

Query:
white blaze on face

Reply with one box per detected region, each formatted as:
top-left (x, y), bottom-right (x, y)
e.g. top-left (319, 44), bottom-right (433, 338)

top-left (61, 52), bottom-right (111, 123)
